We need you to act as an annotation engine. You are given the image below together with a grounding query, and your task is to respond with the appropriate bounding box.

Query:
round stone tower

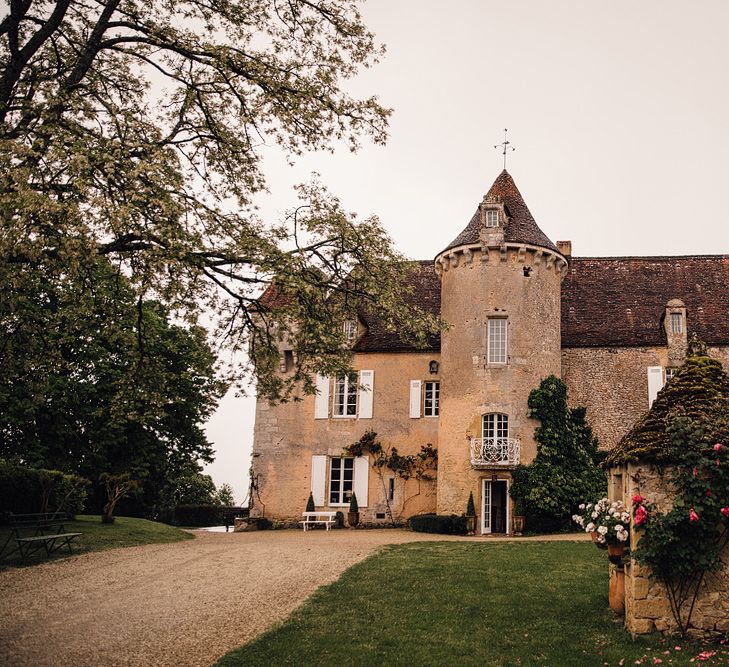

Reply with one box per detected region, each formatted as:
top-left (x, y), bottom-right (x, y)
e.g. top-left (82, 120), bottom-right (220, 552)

top-left (434, 170), bottom-right (568, 534)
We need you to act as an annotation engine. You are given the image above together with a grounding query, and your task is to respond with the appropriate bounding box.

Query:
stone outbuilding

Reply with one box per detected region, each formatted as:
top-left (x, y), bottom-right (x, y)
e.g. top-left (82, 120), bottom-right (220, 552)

top-left (606, 350), bottom-right (729, 636)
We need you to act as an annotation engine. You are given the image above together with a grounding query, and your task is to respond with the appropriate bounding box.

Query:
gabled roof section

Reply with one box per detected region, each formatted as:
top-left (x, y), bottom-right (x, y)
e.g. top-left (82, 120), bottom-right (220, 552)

top-left (562, 256), bottom-right (729, 347)
top-left (354, 261), bottom-right (440, 352)
top-left (440, 170), bottom-right (559, 255)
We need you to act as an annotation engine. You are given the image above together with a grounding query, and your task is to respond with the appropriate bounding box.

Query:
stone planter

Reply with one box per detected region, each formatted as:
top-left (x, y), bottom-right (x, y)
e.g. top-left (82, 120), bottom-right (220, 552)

top-left (347, 511), bottom-right (360, 528)
top-left (512, 515), bottom-right (525, 536)
top-left (609, 566), bottom-right (626, 615)
top-left (465, 514), bottom-right (477, 535)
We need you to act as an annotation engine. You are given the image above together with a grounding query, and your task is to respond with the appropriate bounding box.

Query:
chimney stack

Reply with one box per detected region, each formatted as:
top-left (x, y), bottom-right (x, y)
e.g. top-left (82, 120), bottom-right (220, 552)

top-left (557, 240), bottom-right (572, 257)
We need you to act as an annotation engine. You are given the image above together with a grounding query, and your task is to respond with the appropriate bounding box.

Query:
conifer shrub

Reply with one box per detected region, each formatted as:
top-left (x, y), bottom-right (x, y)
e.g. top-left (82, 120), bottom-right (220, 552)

top-left (305, 492), bottom-right (315, 512)
top-left (466, 491), bottom-right (476, 517)
top-left (510, 375), bottom-right (606, 533)
top-left (349, 492), bottom-right (359, 513)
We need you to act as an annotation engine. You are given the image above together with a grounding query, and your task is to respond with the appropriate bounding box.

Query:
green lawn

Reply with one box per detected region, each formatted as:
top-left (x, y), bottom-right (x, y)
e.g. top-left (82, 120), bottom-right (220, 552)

top-left (0, 514), bottom-right (192, 567)
top-left (217, 541), bottom-right (727, 667)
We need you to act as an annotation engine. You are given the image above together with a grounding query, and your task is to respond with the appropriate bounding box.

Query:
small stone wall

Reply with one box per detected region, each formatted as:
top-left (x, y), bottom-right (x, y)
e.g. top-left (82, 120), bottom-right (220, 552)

top-left (610, 463), bottom-right (729, 637)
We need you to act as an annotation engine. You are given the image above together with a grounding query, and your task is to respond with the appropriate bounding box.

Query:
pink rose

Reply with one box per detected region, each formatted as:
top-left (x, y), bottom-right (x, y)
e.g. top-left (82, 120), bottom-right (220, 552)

top-left (721, 507), bottom-right (729, 518)
top-left (689, 508), bottom-right (700, 522)
top-left (713, 443), bottom-right (722, 452)
top-left (692, 467), bottom-right (697, 477)
top-left (706, 490), bottom-right (712, 497)
top-left (632, 494), bottom-right (644, 506)
top-left (634, 505), bottom-right (648, 526)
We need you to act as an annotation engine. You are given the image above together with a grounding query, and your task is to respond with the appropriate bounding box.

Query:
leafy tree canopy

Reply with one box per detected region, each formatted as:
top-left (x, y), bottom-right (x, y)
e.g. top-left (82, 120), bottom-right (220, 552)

top-left (0, 0), bottom-right (441, 401)
top-left (0, 253), bottom-right (226, 514)
top-left (510, 375), bottom-right (606, 532)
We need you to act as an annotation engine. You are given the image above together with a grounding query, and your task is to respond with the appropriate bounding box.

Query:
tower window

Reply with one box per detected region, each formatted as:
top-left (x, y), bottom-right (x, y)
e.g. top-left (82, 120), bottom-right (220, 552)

top-left (483, 413), bottom-right (509, 440)
top-left (670, 312), bottom-right (683, 334)
top-left (487, 318), bottom-right (507, 364)
top-left (485, 209), bottom-right (499, 227)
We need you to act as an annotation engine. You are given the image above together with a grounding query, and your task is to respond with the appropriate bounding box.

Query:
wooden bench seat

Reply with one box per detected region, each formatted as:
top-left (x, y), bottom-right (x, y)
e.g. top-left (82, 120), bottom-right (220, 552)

top-left (299, 511), bottom-right (338, 531)
top-left (2, 512), bottom-right (82, 560)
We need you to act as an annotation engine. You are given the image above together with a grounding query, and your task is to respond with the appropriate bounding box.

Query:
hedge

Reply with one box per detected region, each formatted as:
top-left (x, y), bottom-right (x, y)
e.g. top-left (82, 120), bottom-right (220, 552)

top-left (165, 504), bottom-right (224, 527)
top-left (408, 513), bottom-right (468, 535)
top-left (0, 461), bottom-right (89, 520)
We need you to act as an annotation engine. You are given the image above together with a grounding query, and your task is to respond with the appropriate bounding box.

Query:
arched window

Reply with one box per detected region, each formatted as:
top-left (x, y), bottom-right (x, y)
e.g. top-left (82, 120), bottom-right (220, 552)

top-left (482, 413), bottom-right (509, 441)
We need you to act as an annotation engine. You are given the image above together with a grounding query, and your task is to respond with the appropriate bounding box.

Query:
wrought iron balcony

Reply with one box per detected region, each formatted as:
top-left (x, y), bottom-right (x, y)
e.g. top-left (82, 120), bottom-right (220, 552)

top-left (469, 437), bottom-right (521, 468)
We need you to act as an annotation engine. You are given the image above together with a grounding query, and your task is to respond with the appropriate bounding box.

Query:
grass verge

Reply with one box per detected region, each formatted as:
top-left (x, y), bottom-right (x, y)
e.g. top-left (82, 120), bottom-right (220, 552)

top-left (217, 541), bottom-right (727, 667)
top-left (0, 514), bottom-right (192, 567)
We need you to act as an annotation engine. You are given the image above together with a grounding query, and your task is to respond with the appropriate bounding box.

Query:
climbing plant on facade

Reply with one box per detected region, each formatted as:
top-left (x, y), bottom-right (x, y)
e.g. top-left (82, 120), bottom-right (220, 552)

top-left (510, 375), bottom-right (606, 532)
top-left (343, 430), bottom-right (437, 524)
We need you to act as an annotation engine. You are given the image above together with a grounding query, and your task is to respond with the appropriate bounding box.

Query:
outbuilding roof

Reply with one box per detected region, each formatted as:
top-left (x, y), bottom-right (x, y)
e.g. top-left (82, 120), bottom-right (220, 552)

top-left (440, 170), bottom-right (560, 256)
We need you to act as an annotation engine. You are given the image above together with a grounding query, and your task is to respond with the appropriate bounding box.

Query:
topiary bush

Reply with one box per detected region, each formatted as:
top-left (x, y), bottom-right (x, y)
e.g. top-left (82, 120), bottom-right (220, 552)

top-left (408, 513), bottom-right (468, 535)
top-left (349, 492), bottom-right (359, 513)
top-left (466, 491), bottom-right (476, 517)
top-left (305, 492), bottom-right (315, 512)
top-left (510, 376), bottom-right (606, 533)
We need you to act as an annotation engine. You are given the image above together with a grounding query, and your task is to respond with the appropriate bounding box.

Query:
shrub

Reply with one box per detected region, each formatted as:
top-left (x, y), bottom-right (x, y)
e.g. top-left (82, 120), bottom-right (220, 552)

top-left (171, 504), bottom-right (224, 527)
top-left (408, 513), bottom-right (468, 535)
top-left (306, 492), bottom-right (315, 512)
top-left (0, 461), bottom-right (88, 518)
top-left (466, 492), bottom-right (476, 517)
top-left (349, 492), bottom-right (359, 513)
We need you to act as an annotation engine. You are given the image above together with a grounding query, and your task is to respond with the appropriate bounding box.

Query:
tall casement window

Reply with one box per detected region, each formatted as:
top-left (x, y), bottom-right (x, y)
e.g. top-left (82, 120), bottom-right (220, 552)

top-left (670, 312), bottom-right (683, 334)
top-left (483, 413), bottom-right (509, 441)
top-left (329, 457), bottom-right (354, 505)
top-left (485, 209), bottom-right (499, 227)
top-left (424, 381), bottom-right (440, 416)
top-left (333, 373), bottom-right (358, 417)
top-left (487, 318), bottom-right (507, 364)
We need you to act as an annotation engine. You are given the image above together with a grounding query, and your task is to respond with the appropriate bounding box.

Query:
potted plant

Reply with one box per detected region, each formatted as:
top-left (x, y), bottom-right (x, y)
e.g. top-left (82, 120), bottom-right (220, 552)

top-left (305, 492), bottom-right (316, 527)
top-left (572, 498), bottom-right (630, 557)
top-left (512, 500), bottom-right (526, 536)
top-left (465, 491), bottom-right (477, 535)
top-left (348, 492), bottom-right (360, 528)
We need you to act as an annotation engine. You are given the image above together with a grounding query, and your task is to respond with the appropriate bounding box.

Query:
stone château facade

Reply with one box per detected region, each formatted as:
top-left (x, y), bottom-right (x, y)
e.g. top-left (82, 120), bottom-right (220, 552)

top-left (249, 170), bottom-right (729, 533)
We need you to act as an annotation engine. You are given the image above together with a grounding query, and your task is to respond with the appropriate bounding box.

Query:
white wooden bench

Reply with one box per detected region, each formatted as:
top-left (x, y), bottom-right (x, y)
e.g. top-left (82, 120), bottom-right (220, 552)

top-left (300, 511), bottom-right (337, 531)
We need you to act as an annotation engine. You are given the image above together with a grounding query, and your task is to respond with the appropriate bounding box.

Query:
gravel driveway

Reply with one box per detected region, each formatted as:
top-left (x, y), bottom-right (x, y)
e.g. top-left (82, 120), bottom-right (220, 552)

top-left (0, 528), bottom-right (589, 667)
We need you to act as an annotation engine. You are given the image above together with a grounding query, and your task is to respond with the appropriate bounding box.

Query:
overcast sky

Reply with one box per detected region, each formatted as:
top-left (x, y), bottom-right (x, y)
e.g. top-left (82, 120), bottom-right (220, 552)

top-left (204, 0), bottom-right (729, 504)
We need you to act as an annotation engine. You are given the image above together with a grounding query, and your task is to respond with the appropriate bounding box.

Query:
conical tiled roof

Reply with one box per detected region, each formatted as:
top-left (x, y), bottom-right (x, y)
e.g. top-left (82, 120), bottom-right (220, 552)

top-left (440, 170), bottom-right (559, 256)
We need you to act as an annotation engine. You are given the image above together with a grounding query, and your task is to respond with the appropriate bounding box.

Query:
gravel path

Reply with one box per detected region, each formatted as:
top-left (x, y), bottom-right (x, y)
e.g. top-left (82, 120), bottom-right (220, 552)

top-left (0, 529), bottom-right (589, 667)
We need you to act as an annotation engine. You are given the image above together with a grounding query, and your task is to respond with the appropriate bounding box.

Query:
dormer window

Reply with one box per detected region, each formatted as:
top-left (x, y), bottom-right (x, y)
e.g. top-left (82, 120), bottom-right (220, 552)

top-left (670, 312), bottom-right (683, 334)
top-left (343, 319), bottom-right (358, 343)
top-left (485, 209), bottom-right (499, 227)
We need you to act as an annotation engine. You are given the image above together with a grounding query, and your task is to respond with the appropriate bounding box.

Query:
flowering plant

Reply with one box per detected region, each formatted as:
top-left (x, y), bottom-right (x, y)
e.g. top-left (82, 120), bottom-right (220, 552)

top-left (572, 497), bottom-right (631, 546)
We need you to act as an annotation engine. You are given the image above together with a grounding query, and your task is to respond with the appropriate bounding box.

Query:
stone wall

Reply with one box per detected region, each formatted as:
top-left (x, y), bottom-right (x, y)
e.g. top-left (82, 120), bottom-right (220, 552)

top-left (250, 351), bottom-right (440, 524)
top-left (609, 463), bottom-right (729, 637)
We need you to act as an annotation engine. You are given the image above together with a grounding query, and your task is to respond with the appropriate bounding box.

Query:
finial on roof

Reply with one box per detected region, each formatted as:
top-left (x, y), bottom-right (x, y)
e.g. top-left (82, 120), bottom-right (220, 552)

top-left (494, 128), bottom-right (516, 170)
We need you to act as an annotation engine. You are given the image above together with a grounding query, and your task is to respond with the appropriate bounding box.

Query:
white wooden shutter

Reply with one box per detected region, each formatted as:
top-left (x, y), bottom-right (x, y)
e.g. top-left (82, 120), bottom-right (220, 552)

top-left (314, 374), bottom-right (329, 419)
top-left (359, 370), bottom-right (374, 419)
top-left (409, 380), bottom-right (422, 418)
top-left (354, 456), bottom-right (369, 507)
top-left (647, 366), bottom-right (664, 408)
top-left (311, 456), bottom-right (327, 506)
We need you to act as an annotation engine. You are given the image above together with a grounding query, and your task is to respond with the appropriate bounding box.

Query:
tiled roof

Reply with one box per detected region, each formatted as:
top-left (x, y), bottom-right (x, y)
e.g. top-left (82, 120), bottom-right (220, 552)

top-left (562, 256), bottom-right (729, 348)
top-left (440, 170), bottom-right (559, 255)
top-left (354, 261), bottom-right (441, 352)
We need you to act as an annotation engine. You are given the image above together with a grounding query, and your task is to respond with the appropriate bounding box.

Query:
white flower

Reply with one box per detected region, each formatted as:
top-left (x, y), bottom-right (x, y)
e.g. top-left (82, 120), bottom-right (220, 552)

top-left (597, 526), bottom-right (608, 535)
top-left (579, 503), bottom-right (585, 510)
top-left (586, 522), bottom-right (595, 532)
top-left (586, 503), bottom-right (593, 510)
top-left (591, 511), bottom-right (598, 519)
top-left (608, 507), bottom-right (616, 515)
top-left (614, 524), bottom-right (624, 532)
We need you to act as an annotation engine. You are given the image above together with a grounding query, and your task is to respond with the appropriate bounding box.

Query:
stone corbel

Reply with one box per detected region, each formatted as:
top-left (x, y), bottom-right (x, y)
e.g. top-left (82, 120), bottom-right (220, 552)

top-left (500, 245), bottom-right (508, 262)
top-left (517, 246), bottom-right (526, 263)
top-left (449, 252), bottom-right (459, 268)
top-left (463, 248), bottom-right (473, 265)
top-left (533, 249), bottom-right (543, 265)
top-left (480, 245), bottom-right (489, 262)
top-left (545, 254), bottom-right (555, 271)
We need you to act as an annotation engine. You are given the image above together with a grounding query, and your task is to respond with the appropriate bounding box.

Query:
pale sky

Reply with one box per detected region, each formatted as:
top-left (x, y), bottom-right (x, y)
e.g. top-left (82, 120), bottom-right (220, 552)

top-left (204, 0), bottom-right (729, 504)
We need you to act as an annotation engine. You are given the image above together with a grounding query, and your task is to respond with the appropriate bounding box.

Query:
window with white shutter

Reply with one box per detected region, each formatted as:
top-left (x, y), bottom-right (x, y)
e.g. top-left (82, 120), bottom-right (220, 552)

top-left (647, 366), bottom-right (664, 408)
top-left (314, 374), bottom-right (330, 419)
top-left (311, 456), bottom-right (327, 506)
top-left (359, 370), bottom-right (374, 419)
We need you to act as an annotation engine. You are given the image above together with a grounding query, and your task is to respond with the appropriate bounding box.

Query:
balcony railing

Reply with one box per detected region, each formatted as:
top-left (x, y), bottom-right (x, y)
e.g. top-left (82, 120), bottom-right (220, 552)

top-left (469, 437), bottom-right (521, 468)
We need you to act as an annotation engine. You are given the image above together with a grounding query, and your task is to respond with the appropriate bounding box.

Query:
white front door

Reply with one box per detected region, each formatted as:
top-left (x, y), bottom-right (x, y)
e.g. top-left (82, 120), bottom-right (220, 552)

top-left (481, 479), bottom-right (510, 535)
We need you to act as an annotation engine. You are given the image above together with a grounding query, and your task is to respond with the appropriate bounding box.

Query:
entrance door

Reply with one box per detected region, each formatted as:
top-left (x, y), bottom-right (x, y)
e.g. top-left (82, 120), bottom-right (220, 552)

top-left (481, 479), bottom-right (509, 535)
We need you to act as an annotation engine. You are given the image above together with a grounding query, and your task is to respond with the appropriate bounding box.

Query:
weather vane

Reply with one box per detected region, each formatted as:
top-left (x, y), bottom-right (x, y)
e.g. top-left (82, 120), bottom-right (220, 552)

top-left (494, 128), bottom-right (515, 169)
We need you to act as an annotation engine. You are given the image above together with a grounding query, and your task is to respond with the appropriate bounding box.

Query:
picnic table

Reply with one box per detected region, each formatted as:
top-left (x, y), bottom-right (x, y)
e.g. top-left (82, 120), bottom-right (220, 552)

top-left (1, 512), bottom-right (82, 560)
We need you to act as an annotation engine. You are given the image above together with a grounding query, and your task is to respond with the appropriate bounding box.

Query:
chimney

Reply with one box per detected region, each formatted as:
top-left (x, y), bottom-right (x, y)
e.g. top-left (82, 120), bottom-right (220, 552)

top-left (557, 240), bottom-right (572, 257)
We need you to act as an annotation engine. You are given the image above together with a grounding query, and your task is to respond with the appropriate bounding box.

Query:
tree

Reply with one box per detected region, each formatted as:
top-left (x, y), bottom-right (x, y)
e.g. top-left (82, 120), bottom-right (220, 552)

top-left (215, 483), bottom-right (236, 507)
top-left (0, 0), bottom-right (440, 402)
top-left (510, 376), bottom-right (607, 532)
top-left (100, 472), bottom-right (139, 523)
top-left (0, 254), bottom-right (226, 515)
